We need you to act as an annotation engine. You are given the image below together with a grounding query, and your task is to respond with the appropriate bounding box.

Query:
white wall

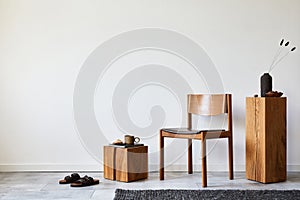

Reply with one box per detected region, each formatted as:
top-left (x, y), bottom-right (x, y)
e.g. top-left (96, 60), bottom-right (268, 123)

top-left (0, 0), bottom-right (299, 171)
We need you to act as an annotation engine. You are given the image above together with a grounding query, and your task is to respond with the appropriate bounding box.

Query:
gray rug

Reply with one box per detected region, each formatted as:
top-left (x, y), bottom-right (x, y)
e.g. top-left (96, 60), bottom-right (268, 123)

top-left (114, 189), bottom-right (300, 200)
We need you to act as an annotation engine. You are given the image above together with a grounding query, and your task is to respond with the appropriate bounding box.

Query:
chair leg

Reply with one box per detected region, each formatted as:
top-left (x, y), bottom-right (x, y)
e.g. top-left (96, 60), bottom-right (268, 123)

top-left (188, 139), bottom-right (193, 174)
top-left (228, 136), bottom-right (234, 180)
top-left (160, 130), bottom-right (164, 180)
top-left (201, 137), bottom-right (207, 187)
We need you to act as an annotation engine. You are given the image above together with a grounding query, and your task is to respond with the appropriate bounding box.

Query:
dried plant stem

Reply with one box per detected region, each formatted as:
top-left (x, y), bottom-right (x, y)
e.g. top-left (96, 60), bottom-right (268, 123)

top-left (269, 51), bottom-right (290, 73)
top-left (268, 47), bottom-right (283, 72)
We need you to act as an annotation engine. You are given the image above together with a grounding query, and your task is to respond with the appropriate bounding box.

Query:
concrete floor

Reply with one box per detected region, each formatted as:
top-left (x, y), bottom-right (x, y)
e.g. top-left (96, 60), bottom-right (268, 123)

top-left (0, 172), bottom-right (299, 200)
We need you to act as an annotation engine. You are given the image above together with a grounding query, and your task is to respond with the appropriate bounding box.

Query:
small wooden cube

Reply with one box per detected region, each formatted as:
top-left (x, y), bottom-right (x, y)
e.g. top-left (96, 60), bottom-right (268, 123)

top-left (103, 146), bottom-right (148, 182)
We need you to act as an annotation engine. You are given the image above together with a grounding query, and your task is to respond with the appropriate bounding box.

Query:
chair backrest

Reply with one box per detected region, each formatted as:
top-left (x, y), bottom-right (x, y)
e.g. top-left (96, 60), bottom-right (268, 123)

top-left (187, 94), bottom-right (232, 130)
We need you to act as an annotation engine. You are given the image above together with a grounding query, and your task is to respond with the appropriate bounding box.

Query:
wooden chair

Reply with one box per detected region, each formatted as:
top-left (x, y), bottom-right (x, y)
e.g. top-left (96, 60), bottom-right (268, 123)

top-left (159, 94), bottom-right (233, 187)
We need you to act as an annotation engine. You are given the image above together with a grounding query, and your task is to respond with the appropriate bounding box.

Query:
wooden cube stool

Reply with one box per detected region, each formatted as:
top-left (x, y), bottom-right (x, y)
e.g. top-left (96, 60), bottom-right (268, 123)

top-left (103, 145), bottom-right (148, 182)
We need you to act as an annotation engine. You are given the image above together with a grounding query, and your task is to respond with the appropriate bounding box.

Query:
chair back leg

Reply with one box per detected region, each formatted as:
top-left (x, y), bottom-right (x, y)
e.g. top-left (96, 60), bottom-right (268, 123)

top-left (160, 130), bottom-right (164, 180)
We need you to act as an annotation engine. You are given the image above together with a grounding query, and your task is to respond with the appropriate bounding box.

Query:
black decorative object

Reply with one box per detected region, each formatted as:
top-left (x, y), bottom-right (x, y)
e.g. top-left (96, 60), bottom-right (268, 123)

top-left (260, 73), bottom-right (272, 97)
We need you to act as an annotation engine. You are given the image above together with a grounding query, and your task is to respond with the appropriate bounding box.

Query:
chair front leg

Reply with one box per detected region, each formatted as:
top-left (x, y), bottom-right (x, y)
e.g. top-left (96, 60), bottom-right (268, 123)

top-left (228, 136), bottom-right (234, 180)
top-left (201, 136), bottom-right (207, 187)
top-left (160, 130), bottom-right (164, 180)
top-left (188, 139), bottom-right (193, 174)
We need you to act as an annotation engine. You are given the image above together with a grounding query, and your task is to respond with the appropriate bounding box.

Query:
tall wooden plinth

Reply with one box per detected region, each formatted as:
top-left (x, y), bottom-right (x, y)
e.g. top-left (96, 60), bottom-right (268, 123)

top-left (246, 97), bottom-right (286, 183)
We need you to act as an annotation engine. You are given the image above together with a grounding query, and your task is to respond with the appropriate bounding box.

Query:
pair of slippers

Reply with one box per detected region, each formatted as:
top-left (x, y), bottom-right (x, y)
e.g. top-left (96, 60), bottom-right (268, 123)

top-left (59, 173), bottom-right (99, 187)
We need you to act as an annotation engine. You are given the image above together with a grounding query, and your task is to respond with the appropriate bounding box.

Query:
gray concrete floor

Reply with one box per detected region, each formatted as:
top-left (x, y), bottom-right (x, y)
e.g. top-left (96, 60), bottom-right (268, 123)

top-left (0, 172), bottom-right (299, 199)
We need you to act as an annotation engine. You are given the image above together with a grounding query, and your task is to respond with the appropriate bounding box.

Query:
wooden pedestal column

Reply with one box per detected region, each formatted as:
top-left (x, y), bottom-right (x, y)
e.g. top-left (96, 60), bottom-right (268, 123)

top-left (246, 97), bottom-right (286, 183)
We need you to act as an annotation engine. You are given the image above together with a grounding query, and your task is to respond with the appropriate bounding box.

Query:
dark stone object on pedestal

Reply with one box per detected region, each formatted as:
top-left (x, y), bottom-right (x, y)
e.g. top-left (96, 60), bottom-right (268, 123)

top-left (260, 73), bottom-right (272, 97)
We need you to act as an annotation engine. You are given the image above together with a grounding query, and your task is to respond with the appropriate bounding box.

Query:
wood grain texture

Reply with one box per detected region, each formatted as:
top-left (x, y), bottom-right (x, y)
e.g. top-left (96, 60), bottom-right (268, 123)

top-left (246, 97), bottom-right (286, 183)
top-left (264, 97), bottom-right (286, 182)
top-left (246, 98), bottom-right (258, 181)
top-left (115, 146), bottom-right (148, 182)
top-left (104, 146), bottom-right (148, 182)
top-left (161, 130), bottom-right (231, 140)
top-left (188, 94), bottom-right (227, 115)
top-left (256, 98), bottom-right (266, 182)
top-left (103, 146), bottom-right (116, 180)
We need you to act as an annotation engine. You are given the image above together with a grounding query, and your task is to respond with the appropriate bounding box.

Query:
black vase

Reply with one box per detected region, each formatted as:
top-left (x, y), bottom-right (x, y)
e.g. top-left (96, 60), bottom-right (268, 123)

top-left (260, 73), bottom-right (272, 97)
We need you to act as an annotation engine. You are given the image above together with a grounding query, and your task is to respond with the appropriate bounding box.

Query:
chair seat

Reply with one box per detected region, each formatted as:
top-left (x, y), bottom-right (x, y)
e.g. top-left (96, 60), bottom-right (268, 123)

top-left (161, 128), bottom-right (225, 134)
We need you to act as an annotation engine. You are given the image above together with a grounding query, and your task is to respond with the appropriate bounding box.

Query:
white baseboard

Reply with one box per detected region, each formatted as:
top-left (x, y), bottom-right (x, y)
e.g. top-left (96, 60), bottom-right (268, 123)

top-left (0, 164), bottom-right (300, 172)
top-left (0, 164), bottom-right (101, 172)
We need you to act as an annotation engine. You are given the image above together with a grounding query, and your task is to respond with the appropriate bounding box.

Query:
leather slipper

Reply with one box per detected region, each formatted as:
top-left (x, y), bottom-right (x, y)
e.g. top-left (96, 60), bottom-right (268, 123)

top-left (59, 173), bottom-right (81, 184)
top-left (70, 175), bottom-right (99, 187)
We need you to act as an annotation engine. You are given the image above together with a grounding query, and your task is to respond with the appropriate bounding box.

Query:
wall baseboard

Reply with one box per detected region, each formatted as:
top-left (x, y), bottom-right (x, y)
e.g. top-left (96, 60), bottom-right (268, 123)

top-left (0, 164), bottom-right (101, 172)
top-left (1, 164), bottom-right (300, 172)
